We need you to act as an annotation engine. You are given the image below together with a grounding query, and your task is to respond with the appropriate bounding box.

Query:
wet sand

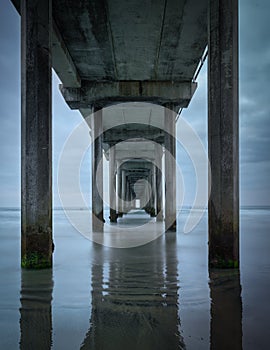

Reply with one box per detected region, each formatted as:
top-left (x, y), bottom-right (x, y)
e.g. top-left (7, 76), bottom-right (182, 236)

top-left (0, 208), bottom-right (269, 349)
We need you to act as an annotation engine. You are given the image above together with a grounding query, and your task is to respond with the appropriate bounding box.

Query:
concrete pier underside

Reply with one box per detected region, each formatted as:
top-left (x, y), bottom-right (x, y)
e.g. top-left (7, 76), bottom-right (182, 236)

top-left (13, 0), bottom-right (239, 269)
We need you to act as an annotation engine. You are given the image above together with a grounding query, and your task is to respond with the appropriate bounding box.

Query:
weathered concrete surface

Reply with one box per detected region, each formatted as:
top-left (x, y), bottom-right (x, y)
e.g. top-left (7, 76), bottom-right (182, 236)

top-left (21, 0), bottom-right (53, 269)
top-left (91, 109), bottom-right (104, 232)
top-left (164, 107), bottom-right (176, 231)
top-left (52, 0), bottom-right (207, 81)
top-left (208, 0), bottom-right (239, 268)
top-left (60, 81), bottom-right (197, 109)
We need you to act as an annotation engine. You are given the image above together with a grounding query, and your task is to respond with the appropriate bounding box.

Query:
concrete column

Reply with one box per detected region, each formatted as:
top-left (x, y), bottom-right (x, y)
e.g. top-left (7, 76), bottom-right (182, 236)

top-left (155, 146), bottom-right (163, 221)
top-left (109, 147), bottom-right (117, 222)
top-left (164, 107), bottom-right (176, 231)
top-left (21, 0), bottom-right (53, 268)
top-left (144, 173), bottom-right (151, 215)
top-left (208, 0), bottom-right (239, 268)
top-left (121, 170), bottom-right (126, 214)
top-left (91, 108), bottom-right (104, 232)
top-left (117, 165), bottom-right (123, 217)
top-left (150, 164), bottom-right (156, 217)
top-left (125, 177), bottom-right (131, 213)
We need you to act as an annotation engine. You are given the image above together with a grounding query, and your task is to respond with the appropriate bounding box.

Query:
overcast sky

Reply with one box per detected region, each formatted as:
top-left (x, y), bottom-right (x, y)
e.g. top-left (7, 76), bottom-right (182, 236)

top-left (0, 0), bottom-right (269, 208)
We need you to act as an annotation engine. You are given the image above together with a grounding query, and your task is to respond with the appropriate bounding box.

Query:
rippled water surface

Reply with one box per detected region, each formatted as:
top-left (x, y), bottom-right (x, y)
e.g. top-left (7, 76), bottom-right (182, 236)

top-left (0, 208), bottom-right (269, 349)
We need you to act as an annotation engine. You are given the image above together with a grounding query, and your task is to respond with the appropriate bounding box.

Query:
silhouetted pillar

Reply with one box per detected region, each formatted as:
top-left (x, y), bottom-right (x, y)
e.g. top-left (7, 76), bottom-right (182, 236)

top-left (149, 164), bottom-right (156, 217)
top-left (164, 107), bottom-right (176, 231)
top-left (208, 0), bottom-right (239, 267)
top-left (117, 164), bottom-right (123, 217)
top-left (121, 170), bottom-right (126, 214)
top-left (125, 177), bottom-right (131, 213)
top-left (155, 145), bottom-right (163, 221)
top-left (91, 108), bottom-right (104, 232)
top-left (109, 147), bottom-right (117, 222)
top-left (21, 0), bottom-right (53, 268)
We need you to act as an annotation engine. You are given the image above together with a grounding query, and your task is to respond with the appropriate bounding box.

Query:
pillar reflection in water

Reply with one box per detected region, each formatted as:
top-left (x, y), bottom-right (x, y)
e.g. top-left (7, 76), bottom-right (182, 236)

top-left (20, 269), bottom-right (53, 350)
top-left (81, 233), bottom-right (185, 350)
top-left (209, 269), bottom-right (242, 350)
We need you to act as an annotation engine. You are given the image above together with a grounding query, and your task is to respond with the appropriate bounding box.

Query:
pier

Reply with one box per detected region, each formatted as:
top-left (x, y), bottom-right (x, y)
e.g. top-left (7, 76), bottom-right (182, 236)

top-left (11, 0), bottom-right (239, 269)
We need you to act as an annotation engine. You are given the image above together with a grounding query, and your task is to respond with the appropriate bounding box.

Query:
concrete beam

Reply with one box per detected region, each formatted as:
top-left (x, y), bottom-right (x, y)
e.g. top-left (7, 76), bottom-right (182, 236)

top-left (21, 0), bottom-right (53, 268)
top-left (60, 80), bottom-right (197, 108)
top-left (208, 0), bottom-right (239, 268)
top-left (52, 21), bottom-right (81, 87)
top-left (11, 0), bottom-right (81, 88)
top-left (103, 125), bottom-right (164, 144)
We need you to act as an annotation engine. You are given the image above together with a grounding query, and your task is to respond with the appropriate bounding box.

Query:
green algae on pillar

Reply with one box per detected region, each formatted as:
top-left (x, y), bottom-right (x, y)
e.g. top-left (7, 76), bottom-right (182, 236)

top-left (21, 0), bottom-right (53, 268)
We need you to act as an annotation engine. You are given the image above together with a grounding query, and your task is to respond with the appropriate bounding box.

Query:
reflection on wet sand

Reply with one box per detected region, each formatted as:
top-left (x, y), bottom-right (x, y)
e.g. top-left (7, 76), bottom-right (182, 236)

top-left (81, 233), bottom-right (185, 350)
top-left (209, 269), bottom-right (242, 350)
top-left (20, 269), bottom-right (53, 350)
top-left (18, 235), bottom-right (243, 349)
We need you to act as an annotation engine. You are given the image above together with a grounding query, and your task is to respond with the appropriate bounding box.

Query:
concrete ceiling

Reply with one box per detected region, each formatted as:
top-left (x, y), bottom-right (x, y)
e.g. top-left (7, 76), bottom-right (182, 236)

top-left (11, 0), bottom-right (208, 176)
top-left (53, 0), bottom-right (208, 81)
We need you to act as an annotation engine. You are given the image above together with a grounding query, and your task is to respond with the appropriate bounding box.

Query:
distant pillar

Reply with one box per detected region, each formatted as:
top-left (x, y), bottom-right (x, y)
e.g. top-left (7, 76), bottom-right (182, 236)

top-left (117, 165), bottom-right (123, 217)
top-left (208, 0), bottom-right (239, 268)
top-left (125, 178), bottom-right (131, 213)
top-left (164, 106), bottom-right (176, 231)
top-left (155, 145), bottom-right (163, 221)
top-left (21, 0), bottom-right (53, 268)
top-left (91, 108), bottom-right (104, 232)
top-left (150, 164), bottom-right (156, 217)
top-left (109, 147), bottom-right (117, 222)
top-left (121, 170), bottom-right (126, 214)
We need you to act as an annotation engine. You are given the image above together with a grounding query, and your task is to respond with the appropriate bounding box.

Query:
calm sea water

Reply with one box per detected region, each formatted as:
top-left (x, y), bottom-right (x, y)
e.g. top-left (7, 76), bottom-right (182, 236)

top-left (0, 207), bottom-right (269, 349)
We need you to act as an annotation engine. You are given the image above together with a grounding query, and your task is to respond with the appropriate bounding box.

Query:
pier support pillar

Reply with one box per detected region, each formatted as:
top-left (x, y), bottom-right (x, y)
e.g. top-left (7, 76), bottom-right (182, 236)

top-left (155, 146), bottom-right (163, 221)
top-left (164, 107), bottom-right (176, 231)
top-left (117, 165), bottom-right (123, 217)
top-left (150, 165), bottom-right (156, 217)
top-left (21, 0), bottom-right (53, 268)
top-left (208, 0), bottom-right (239, 267)
top-left (91, 108), bottom-right (104, 232)
top-left (109, 147), bottom-right (117, 222)
top-left (121, 170), bottom-right (126, 214)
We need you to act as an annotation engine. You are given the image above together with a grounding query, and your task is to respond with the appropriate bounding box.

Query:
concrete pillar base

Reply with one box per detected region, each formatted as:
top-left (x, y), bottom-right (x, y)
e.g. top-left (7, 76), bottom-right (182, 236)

top-left (21, 232), bottom-right (53, 269)
top-left (165, 220), bottom-right (177, 232)
top-left (92, 213), bottom-right (104, 232)
top-left (109, 210), bottom-right (118, 223)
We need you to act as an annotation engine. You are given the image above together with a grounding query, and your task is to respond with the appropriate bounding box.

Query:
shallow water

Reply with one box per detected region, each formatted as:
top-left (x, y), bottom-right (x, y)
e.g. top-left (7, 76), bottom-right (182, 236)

top-left (0, 208), bottom-right (269, 349)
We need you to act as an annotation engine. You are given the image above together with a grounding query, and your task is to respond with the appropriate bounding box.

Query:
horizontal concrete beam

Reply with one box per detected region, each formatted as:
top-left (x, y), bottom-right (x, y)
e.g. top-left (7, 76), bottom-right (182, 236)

top-left (11, 0), bottom-right (81, 88)
top-left (103, 128), bottom-right (164, 144)
top-left (115, 150), bottom-right (156, 161)
top-left (52, 22), bottom-right (81, 87)
top-left (60, 80), bottom-right (197, 108)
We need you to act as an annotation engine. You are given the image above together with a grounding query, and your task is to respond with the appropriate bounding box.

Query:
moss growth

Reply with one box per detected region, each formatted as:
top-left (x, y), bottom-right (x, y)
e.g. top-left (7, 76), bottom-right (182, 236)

top-left (210, 257), bottom-right (239, 269)
top-left (21, 252), bottom-right (51, 269)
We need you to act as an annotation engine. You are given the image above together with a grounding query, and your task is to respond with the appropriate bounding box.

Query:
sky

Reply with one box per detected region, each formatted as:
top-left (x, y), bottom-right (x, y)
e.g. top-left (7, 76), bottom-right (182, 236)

top-left (0, 0), bottom-right (269, 208)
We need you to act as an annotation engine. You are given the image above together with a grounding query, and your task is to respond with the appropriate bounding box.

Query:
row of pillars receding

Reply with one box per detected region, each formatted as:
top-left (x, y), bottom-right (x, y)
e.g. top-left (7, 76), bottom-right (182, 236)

top-left (91, 108), bottom-right (176, 233)
top-left (20, 0), bottom-right (239, 269)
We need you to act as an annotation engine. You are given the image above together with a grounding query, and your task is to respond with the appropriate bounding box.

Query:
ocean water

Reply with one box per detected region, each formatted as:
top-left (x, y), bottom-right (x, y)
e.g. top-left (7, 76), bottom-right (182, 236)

top-left (0, 207), bottom-right (269, 349)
